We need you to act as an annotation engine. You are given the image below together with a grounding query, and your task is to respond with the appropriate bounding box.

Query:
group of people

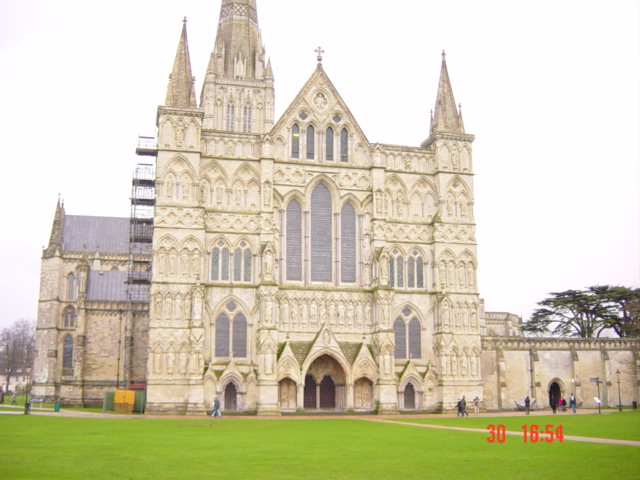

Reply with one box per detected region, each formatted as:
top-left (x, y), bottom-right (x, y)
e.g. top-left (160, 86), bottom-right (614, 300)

top-left (456, 395), bottom-right (481, 416)
top-left (551, 394), bottom-right (577, 414)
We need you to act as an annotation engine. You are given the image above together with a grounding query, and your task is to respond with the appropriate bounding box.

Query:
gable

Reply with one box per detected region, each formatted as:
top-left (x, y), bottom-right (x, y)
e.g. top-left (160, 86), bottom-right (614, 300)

top-left (270, 65), bottom-right (369, 163)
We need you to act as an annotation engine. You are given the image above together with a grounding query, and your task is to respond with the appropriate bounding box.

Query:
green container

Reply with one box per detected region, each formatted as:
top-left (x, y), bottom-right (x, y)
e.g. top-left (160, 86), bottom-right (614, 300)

top-left (53, 403), bottom-right (60, 412)
top-left (133, 390), bottom-right (146, 413)
top-left (103, 391), bottom-right (115, 412)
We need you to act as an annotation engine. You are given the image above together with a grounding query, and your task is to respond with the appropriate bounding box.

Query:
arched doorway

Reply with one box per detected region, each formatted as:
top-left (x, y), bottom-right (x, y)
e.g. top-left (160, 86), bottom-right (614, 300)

top-left (224, 382), bottom-right (237, 411)
top-left (354, 378), bottom-right (374, 410)
top-left (279, 378), bottom-right (297, 410)
top-left (304, 374), bottom-right (316, 409)
top-left (304, 354), bottom-right (347, 410)
top-left (320, 375), bottom-right (336, 408)
top-left (549, 381), bottom-right (561, 408)
top-left (404, 383), bottom-right (416, 410)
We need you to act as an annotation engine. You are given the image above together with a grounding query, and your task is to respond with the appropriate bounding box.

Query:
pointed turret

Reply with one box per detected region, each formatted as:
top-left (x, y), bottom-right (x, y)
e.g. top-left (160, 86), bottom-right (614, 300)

top-left (430, 51), bottom-right (464, 134)
top-left (165, 18), bottom-right (196, 108)
top-left (202, 0), bottom-right (274, 132)
top-left (43, 198), bottom-right (65, 258)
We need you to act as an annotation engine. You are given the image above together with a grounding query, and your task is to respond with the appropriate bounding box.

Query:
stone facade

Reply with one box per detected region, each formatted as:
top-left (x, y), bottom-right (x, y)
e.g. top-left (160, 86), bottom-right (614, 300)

top-left (33, 0), bottom-right (639, 412)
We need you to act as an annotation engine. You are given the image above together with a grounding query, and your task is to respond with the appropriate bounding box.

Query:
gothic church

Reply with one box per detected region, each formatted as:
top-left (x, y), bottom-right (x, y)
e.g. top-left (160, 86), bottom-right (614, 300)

top-left (33, 0), bottom-right (639, 414)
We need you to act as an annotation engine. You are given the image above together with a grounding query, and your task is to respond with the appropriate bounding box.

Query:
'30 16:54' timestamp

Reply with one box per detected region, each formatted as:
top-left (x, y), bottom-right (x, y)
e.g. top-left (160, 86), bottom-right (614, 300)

top-left (487, 424), bottom-right (564, 443)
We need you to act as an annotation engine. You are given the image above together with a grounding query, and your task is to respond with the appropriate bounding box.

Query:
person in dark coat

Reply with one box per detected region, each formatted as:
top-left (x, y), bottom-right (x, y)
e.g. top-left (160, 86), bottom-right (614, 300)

top-left (524, 395), bottom-right (531, 415)
top-left (210, 397), bottom-right (222, 418)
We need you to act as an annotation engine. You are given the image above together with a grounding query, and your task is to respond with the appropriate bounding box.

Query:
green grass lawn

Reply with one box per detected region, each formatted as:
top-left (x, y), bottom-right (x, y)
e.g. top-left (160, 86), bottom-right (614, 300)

top-left (397, 410), bottom-right (640, 441)
top-left (0, 415), bottom-right (638, 480)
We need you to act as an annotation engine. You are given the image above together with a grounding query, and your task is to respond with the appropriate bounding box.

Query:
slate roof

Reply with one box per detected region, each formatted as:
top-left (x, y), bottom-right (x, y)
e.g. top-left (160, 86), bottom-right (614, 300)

top-left (63, 216), bottom-right (130, 254)
top-left (87, 270), bottom-right (128, 301)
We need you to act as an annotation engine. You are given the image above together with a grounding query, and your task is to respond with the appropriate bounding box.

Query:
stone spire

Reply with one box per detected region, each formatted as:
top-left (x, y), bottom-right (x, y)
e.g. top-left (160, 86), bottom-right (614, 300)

top-left (430, 51), bottom-right (464, 134)
top-left (43, 198), bottom-right (65, 258)
top-left (201, 0), bottom-right (274, 132)
top-left (165, 17), bottom-right (196, 108)
top-left (208, 0), bottom-right (266, 80)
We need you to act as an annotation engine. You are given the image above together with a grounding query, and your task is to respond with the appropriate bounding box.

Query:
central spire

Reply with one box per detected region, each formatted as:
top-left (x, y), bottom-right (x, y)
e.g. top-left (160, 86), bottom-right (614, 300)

top-left (209, 0), bottom-right (265, 80)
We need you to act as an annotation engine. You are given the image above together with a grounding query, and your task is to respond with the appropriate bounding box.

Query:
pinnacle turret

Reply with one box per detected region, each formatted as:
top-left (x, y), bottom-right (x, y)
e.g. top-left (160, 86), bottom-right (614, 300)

top-left (430, 51), bottom-right (464, 134)
top-left (164, 18), bottom-right (196, 108)
top-left (43, 198), bottom-right (65, 258)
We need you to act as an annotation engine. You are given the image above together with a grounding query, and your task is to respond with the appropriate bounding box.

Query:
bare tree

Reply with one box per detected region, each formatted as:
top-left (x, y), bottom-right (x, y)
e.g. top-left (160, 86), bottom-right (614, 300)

top-left (0, 319), bottom-right (35, 392)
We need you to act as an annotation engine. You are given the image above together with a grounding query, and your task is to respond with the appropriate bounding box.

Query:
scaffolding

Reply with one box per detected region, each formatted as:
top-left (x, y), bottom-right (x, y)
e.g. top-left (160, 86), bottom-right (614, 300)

top-left (123, 136), bottom-right (157, 390)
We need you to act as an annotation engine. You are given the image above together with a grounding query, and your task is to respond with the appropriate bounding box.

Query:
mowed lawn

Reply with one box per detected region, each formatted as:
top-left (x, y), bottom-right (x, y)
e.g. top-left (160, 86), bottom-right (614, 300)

top-left (399, 410), bottom-right (640, 441)
top-left (0, 415), bottom-right (638, 480)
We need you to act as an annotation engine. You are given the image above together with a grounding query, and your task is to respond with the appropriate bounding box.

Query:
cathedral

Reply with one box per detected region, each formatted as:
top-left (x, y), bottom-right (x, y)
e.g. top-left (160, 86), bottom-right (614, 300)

top-left (32, 0), bottom-right (639, 414)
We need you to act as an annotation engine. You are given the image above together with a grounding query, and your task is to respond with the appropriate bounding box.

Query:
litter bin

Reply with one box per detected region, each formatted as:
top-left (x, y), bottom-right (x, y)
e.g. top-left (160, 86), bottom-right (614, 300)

top-left (633, 401), bottom-right (637, 410)
top-left (54, 403), bottom-right (61, 412)
top-left (24, 402), bottom-right (31, 415)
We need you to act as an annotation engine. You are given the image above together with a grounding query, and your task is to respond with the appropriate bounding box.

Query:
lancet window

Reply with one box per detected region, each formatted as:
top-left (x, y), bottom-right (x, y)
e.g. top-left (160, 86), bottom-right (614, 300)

top-left (63, 306), bottom-right (76, 329)
top-left (214, 302), bottom-right (247, 358)
top-left (326, 127), bottom-right (334, 161)
top-left (291, 124), bottom-right (300, 159)
top-left (212, 241), bottom-right (252, 283)
top-left (394, 307), bottom-right (422, 359)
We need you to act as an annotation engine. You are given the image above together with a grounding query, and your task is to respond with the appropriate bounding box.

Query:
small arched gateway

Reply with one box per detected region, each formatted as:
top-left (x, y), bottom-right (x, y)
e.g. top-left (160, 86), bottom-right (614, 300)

top-left (549, 380), bottom-right (562, 409)
top-left (303, 354), bottom-right (346, 411)
top-left (224, 382), bottom-right (238, 411)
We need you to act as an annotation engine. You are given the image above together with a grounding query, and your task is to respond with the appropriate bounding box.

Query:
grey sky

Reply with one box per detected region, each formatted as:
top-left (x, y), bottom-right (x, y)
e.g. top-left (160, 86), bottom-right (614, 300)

top-left (0, 0), bottom-right (638, 330)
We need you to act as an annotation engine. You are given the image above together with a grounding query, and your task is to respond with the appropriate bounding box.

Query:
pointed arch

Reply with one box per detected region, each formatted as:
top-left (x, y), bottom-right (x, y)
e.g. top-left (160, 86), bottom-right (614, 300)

top-left (285, 198), bottom-right (303, 281)
top-left (310, 182), bottom-right (332, 282)
top-left (340, 201), bottom-right (356, 283)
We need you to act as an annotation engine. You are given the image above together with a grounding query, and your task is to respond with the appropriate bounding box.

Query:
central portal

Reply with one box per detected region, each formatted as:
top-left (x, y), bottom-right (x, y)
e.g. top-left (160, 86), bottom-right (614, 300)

top-left (303, 354), bottom-right (346, 410)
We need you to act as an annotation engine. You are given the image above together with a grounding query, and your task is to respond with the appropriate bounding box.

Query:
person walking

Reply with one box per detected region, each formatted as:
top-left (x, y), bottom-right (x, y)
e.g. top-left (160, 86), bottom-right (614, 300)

top-left (473, 396), bottom-right (480, 415)
top-left (524, 395), bottom-right (531, 415)
top-left (210, 397), bottom-right (222, 418)
top-left (569, 393), bottom-right (577, 414)
top-left (11, 392), bottom-right (17, 405)
top-left (460, 395), bottom-right (469, 417)
top-left (550, 397), bottom-right (557, 414)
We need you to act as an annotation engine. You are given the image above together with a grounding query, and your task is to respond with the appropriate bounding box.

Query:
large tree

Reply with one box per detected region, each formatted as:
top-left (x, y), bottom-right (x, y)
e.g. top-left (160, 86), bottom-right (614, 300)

top-left (523, 286), bottom-right (639, 338)
top-left (0, 319), bottom-right (35, 391)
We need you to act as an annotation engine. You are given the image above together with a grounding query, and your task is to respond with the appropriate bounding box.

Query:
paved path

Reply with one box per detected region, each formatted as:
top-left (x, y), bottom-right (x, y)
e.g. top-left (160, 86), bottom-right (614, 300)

top-left (363, 417), bottom-right (640, 447)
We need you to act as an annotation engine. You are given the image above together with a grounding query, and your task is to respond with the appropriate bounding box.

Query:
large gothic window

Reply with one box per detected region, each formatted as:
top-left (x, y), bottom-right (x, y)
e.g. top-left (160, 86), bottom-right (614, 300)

top-left (326, 127), bottom-right (334, 162)
top-left (340, 128), bottom-right (348, 162)
top-left (306, 125), bottom-right (315, 160)
top-left (311, 183), bottom-right (332, 282)
top-left (291, 124), bottom-right (300, 158)
top-left (286, 199), bottom-right (302, 281)
top-left (215, 303), bottom-right (247, 358)
top-left (340, 203), bottom-right (356, 283)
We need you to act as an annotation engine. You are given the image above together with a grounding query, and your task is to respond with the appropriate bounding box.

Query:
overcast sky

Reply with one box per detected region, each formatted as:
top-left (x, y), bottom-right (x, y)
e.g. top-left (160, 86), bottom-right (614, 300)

top-left (0, 0), bottom-right (638, 331)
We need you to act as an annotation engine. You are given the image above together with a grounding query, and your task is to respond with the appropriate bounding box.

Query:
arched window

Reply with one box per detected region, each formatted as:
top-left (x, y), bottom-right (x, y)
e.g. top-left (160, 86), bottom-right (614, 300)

top-left (408, 318), bottom-right (421, 358)
top-left (67, 274), bottom-right (75, 300)
top-left (215, 313), bottom-right (230, 357)
top-left (394, 318), bottom-right (406, 359)
top-left (389, 250), bottom-right (404, 288)
top-left (62, 334), bottom-right (73, 372)
top-left (232, 313), bottom-right (247, 357)
top-left (63, 306), bottom-right (76, 329)
top-left (286, 199), bottom-right (302, 281)
top-left (407, 251), bottom-right (424, 289)
top-left (226, 104), bottom-right (235, 131)
top-left (340, 128), bottom-right (348, 162)
top-left (233, 242), bottom-right (252, 283)
top-left (311, 183), bottom-right (332, 282)
top-left (326, 127), bottom-right (334, 161)
top-left (306, 125), bottom-right (315, 160)
top-left (242, 106), bottom-right (252, 132)
top-left (340, 203), bottom-right (356, 283)
top-left (214, 303), bottom-right (247, 358)
top-left (291, 124), bottom-right (300, 159)
top-left (211, 243), bottom-right (231, 281)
